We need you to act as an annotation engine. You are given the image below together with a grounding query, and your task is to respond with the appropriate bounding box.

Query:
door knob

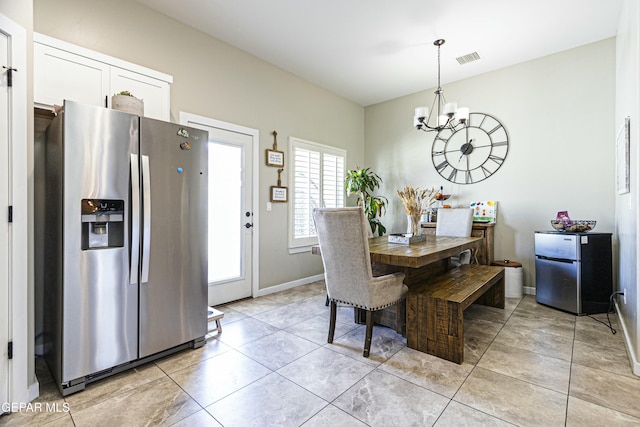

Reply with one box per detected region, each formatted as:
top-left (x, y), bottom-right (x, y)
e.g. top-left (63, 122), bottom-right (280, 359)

top-left (245, 223), bottom-right (253, 228)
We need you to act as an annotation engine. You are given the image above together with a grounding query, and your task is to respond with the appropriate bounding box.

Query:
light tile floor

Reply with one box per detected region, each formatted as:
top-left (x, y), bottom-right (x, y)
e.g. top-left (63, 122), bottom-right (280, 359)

top-left (2, 280), bottom-right (639, 426)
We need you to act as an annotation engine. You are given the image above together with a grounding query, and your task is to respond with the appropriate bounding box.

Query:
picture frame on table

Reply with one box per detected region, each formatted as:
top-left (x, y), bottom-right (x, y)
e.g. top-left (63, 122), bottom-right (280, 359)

top-left (270, 186), bottom-right (288, 202)
top-left (266, 149), bottom-right (284, 167)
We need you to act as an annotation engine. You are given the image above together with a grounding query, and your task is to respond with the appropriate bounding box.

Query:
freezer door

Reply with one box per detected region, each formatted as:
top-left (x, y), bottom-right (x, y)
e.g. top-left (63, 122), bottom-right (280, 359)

top-left (535, 256), bottom-right (581, 314)
top-left (534, 232), bottom-right (579, 260)
top-left (138, 118), bottom-right (208, 357)
top-left (60, 101), bottom-right (139, 382)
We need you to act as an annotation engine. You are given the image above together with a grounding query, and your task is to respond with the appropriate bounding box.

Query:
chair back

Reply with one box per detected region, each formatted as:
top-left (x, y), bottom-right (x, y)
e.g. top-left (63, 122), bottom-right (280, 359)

top-left (313, 207), bottom-right (374, 306)
top-left (436, 208), bottom-right (473, 237)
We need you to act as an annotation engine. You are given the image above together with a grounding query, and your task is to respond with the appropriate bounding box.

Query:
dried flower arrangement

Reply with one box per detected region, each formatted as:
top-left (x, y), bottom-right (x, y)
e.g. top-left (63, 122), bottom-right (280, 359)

top-left (396, 185), bottom-right (437, 234)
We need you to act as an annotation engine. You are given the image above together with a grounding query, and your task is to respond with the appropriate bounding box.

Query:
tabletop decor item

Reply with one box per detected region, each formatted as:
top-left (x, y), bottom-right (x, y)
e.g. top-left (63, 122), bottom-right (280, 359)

top-left (397, 185), bottom-right (436, 235)
top-left (550, 220), bottom-right (596, 232)
top-left (388, 233), bottom-right (427, 245)
top-left (112, 90), bottom-right (143, 116)
top-left (470, 200), bottom-right (498, 223)
top-left (345, 166), bottom-right (388, 236)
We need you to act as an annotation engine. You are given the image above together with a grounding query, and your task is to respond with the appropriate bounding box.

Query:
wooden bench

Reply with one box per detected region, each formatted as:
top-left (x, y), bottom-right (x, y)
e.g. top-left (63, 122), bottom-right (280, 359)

top-left (406, 264), bottom-right (505, 364)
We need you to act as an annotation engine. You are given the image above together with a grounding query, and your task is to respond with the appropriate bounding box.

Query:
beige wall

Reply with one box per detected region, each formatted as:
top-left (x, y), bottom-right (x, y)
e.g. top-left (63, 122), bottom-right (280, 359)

top-left (34, 0), bottom-right (365, 290)
top-left (615, 0), bottom-right (640, 374)
top-left (365, 38), bottom-right (616, 289)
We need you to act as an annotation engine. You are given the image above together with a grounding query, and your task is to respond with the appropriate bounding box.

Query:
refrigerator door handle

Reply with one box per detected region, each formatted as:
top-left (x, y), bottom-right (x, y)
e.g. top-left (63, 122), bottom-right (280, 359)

top-left (130, 154), bottom-right (140, 285)
top-left (141, 155), bottom-right (151, 284)
top-left (536, 255), bottom-right (575, 264)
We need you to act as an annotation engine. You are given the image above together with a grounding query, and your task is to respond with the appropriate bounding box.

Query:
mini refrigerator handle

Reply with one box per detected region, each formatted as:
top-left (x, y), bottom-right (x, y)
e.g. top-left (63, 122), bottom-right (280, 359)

top-left (141, 155), bottom-right (151, 284)
top-left (130, 154), bottom-right (140, 285)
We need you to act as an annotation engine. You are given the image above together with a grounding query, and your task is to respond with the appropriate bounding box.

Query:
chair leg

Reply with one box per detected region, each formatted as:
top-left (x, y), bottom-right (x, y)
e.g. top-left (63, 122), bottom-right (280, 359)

top-left (328, 300), bottom-right (337, 343)
top-left (325, 294), bottom-right (329, 306)
top-left (363, 310), bottom-right (374, 357)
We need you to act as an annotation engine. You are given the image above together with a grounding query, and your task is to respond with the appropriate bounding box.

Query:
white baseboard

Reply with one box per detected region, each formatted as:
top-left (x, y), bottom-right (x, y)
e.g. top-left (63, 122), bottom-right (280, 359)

top-left (28, 381), bottom-right (40, 402)
top-left (615, 300), bottom-right (640, 377)
top-left (254, 274), bottom-right (325, 297)
top-left (523, 286), bottom-right (536, 295)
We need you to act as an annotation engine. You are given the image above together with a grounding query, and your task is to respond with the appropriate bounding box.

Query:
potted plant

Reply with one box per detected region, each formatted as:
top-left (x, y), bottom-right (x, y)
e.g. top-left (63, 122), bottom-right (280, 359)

top-left (345, 166), bottom-right (388, 236)
top-left (112, 90), bottom-right (144, 116)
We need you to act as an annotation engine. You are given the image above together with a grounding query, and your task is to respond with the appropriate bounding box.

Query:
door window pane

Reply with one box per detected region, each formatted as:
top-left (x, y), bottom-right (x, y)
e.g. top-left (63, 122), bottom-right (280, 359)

top-left (209, 143), bottom-right (242, 283)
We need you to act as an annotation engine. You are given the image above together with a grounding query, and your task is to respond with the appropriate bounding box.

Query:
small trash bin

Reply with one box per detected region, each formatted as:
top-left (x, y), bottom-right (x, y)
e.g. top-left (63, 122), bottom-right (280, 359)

top-left (491, 260), bottom-right (523, 298)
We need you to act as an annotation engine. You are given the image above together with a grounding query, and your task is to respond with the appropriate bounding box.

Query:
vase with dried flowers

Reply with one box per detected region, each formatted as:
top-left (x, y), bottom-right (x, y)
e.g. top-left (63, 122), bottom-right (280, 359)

top-left (396, 185), bottom-right (437, 235)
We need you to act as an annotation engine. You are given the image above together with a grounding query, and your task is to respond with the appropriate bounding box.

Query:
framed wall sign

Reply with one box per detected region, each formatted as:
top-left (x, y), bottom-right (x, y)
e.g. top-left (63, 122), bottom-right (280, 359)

top-left (266, 149), bottom-right (284, 167)
top-left (267, 130), bottom-right (285, 167)
top-left (270, 186), bottom-right (288, 202)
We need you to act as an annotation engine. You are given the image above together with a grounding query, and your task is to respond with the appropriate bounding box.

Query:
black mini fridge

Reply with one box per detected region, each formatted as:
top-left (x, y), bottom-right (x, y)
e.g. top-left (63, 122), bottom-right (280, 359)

top-left (534, 231), bottom-right (612, 315)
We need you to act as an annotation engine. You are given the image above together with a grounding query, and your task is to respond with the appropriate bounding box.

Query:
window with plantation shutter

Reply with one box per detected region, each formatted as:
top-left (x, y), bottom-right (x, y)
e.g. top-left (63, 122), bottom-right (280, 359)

top-left (288, 137), bottom-right (346, 250)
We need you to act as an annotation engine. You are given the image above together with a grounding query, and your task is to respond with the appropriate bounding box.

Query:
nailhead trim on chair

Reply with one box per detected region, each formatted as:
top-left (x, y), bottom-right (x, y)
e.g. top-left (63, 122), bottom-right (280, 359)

top-left (329, 297), bottom-right (405, 311)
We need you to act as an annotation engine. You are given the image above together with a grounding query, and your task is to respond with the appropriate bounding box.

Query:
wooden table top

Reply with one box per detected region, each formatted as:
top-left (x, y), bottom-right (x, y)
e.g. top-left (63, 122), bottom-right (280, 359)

top-left (367, 236), bottom-right (483, 269)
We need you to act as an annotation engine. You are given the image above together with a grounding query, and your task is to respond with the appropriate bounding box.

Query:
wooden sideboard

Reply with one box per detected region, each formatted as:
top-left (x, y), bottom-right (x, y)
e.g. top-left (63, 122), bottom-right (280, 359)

top-left (420, 222), bottom-right (495, 265)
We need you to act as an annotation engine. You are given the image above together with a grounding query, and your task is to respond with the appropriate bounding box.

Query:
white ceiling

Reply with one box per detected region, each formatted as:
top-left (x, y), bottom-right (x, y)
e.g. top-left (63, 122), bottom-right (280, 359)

top-left (135, 0), bottom-right (623, 106)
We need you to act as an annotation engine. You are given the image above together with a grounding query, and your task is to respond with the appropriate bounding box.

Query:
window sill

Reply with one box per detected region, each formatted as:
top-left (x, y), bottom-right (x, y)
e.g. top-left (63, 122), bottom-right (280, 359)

top-left (288, 245), bottom-right (313, 254)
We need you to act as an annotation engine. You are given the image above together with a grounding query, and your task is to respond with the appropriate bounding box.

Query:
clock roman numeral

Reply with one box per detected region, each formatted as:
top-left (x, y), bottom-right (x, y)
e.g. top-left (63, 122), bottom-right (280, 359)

top-left (487, 124), bottom-right (502, 134)
top-left (432, 150), bottom-right (445, 157)
top-left (448, 169), bottom-right (457, 182)
top-left (492, 141), bottom-right (508, 147)
top-left (488, 155), bottom-right (505, 165)
top-left (465, 171), bottom-right (472, 184)
top-left (435, 160), bottom-right (449, 172)
top-left (481, 165), bottom-right (492, 177)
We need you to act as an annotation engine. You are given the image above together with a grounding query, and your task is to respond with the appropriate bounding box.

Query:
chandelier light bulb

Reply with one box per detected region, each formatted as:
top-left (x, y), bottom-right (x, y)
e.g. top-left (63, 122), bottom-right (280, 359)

top-left (444, 102), bottom-right (457, 116)
top-left (415, 107), bottom-right (428, 119)
top-left (457, 107), bottom-right (470, 123)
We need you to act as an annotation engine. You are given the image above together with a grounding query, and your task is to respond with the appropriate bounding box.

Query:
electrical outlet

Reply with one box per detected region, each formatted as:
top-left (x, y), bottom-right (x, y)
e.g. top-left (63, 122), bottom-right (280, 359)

top-left (624, 289), bottom-right (627, 305)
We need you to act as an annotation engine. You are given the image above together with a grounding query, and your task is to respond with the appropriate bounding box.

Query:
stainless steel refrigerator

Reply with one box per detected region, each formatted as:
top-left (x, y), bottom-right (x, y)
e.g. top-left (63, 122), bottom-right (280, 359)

top-left (38, 100), bottom-right (208, 396)
top-left (534, 231), bottom-right (612, 315)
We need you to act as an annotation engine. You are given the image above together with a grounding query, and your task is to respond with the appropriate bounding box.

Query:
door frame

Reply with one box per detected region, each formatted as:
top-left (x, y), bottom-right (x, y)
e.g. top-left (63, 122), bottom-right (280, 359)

top-left (1, 12), bottom-right (30, 404)
top-left (179, 112), bottom-right (260, 300)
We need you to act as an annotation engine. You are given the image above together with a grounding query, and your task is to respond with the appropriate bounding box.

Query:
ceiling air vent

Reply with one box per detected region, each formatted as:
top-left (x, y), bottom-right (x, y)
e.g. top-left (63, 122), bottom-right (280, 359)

top-left (456, 52), bottom-right (480, 65)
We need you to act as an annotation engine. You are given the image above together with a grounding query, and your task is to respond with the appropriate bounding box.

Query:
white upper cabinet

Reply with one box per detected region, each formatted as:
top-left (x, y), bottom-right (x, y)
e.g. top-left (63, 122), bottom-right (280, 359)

top-left (110, 67), bottom-right (170, 122)
top-left (34, 42), bottom-right (110, 108)
top-left (34, 33), bottom-right (172, 121)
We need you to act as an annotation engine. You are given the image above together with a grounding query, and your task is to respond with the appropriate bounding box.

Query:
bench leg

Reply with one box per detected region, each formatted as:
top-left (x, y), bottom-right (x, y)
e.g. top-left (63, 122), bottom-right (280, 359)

top-left (474, 275), bottom-right (505, 309)
top-left (425, 297), bottom-right (464, 364)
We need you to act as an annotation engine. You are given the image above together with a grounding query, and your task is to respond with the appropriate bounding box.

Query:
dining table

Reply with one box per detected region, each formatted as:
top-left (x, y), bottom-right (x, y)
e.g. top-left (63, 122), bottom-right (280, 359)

top-left (313, 234), bottom-right (486, 334)
top-left (365, 235), bottom-right (485, 286)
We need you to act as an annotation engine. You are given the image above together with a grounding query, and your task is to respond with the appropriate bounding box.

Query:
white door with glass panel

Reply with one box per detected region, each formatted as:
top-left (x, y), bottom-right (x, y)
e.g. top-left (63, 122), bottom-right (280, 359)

top-left (0, 26), bottom-right (10, 409)
top-left (180, 113), bottom-right (256, 306)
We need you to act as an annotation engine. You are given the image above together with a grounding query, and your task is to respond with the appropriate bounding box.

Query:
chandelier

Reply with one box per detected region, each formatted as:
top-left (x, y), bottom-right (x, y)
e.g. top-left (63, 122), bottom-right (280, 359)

top-left (414, 39), bottom-right (469, 133)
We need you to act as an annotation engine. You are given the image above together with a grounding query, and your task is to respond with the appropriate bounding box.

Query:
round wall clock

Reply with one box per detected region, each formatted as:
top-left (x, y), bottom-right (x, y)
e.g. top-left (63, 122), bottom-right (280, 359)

top-left (431, 112), bottom-right (509, 184)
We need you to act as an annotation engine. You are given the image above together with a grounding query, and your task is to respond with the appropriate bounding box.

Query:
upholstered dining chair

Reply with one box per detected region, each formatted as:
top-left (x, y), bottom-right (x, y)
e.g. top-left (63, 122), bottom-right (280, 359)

top-left (436, 208), bottom-right (474, 266)
top-left (313, 207), bottom-right (407, 357)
